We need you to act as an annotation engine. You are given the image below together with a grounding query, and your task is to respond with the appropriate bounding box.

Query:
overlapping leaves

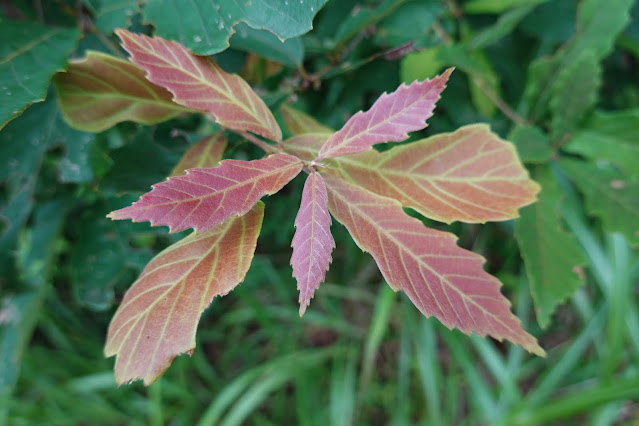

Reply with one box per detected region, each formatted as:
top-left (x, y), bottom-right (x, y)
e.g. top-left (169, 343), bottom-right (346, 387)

top-left (95, 32), bottom-right (545, 385)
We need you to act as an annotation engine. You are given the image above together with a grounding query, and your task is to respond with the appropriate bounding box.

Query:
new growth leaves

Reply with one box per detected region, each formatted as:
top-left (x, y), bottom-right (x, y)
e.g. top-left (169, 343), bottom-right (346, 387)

top-left (96, 31), bottom-right (544, 385)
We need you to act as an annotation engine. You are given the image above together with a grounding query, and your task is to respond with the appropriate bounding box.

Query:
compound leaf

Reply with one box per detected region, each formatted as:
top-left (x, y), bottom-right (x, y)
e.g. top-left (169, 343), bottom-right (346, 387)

top-left (116, 29), bottom-right (282, 142)
top-left (316, 69), bottom-right (453, 160)
top-left (0, 21), bottom-right (79, 129)
top-left (324, 175), bottom-right (544, 355)
top-left (105, 202), bottom-right (264, 385)
top-left (333, 124), bottom-right (539, 224)
top-left (560, 159), bottom-right (639, 246)
top-left (283, 133), bottom-right (330, 161)
top-left (144, 0), bottom-right (327, 55)
top-left (108, 154), bottom-right (302, 233)
top-left (54, 51), bottom-right (188, 132)
top-left (515, 166), bottom-right (586, 328)
top-left (291, 171), bottom-right (335, 316)
top-left (170, 132), bottom-right (227, 177)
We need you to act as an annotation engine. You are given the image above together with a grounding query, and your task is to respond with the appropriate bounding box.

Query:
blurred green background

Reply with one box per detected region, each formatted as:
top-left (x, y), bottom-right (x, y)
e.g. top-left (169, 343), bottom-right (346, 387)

top-left (1, 0), bottom-right (638, 424)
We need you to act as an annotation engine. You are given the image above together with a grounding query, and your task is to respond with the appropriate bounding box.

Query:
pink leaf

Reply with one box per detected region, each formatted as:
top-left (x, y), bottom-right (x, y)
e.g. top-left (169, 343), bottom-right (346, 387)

top-left (115, 29), bottom-right (282, 142)
top-left (108, 154), bottom-right (302, 233)
top-left (291, 171), bottom-right (335, 316)
top-left (316, 68), bottom-right (453, 160)
top-left (324, 174), bottom-right (544, 356)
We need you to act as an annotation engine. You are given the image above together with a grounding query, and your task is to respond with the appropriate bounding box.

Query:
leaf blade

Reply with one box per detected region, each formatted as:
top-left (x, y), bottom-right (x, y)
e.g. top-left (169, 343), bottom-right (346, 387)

top-left (54, 51), bottom-right (188, 132)
top-left (332, 124), bottom-right (539, 223)
top-left (323, 175), bottom-right (544, 355)
top-left (170, 132), bottom-right (227, 177)
top-left (115, 29), bottom-right (282, 142)
top-left (291, 171), bottom-right (335, 316)
top-left (316, 68), bottom-right (453, 160)
top-left (108, 154), bottom-right (302, 233)
top-left (105, 203), bottom-right (264, 385)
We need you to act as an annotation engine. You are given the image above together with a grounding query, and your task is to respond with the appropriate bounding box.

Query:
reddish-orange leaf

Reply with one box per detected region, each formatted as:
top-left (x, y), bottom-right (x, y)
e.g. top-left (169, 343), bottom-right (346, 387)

top-left (323, 175), bottom-right (544, 356)
top-left (283, 133), bottom-right (330, 161)
top-left (53, 51), bottom-right (188, 132)
top-left (108, 154), bottom-right (302, 233)
top-left (105, 203), bottom-right (264, 385)
top-left (280, 104), bottom-right (333, 135)
top-left (333, 124), bottom-right (539, 223)
top-left (316, 69), bottom-right (453, 161)
top-left (115, 29), bottom-right (282, 142)
top-left (291, 171), bottom-right (335, 316)
top-left (170, 132), bottom-right (227, 177)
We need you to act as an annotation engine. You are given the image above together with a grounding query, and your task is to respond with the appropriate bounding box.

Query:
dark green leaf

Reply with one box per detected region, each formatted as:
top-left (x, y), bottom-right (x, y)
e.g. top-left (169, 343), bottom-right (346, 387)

top-left (463, 0), bottom-right (549, 14)
top-left (230, 23), bottom-right (303, 67)
top-left (560, 159), bottom-right (639, 246)
top-left (0, 21), bottom-right (79, 129)
top-left (515, 165), bottom-right (586, 328)
top-left (468, 5), bottom-right (536, 50)
top-left (509, 125), bottom-right (552, 164)
top-left (143, 0), bottom-right (327, 55)
top-left (86, 0), bottom-right (141, 33)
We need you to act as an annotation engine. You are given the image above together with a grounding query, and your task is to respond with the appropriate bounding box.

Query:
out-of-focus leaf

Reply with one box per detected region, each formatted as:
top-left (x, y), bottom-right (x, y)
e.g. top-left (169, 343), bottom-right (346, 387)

top-left (549, 53), bottom-right (601, 139)
top-left (0, 21), bottom-right (79, 129)
top-left (519, 1), bottom-right (576, 43)
top-left (400, 48), bottom-right (443, 85)
top-left (563, 109), bottom-right (639, 179)
top-left (230, 23), bottom-right (303, 67)
top-left (515, 166), bottom-right (586, 328)
top-left (560, 160), bottom-right (639, 246)
top-left (291, 171), bottom-right (334, 316)
top-left (108, 154), bottom-right (302, 233)
top-left (283, 134), bottom-right (330, 161)
top-left (324, 175), bottom-right (544, 356)
top-left (105, 203), bottom-right (264, 385)
top-left (0, 182), bottom-right (34, 283)
top-left (54, 51), bottom-right (188, 132)
top-left (86, 0), bottom-right (140, 33)
top-left (333, 0), bottom-right (407, 48)
top-left (469, 5), bottom-right (536, 50)
top-left (280, 105), bottom-right (334, 135)
top-left (374, 1), bottom-right (443, 47)
top-left (143, 0), bottom-right (327, 55)
top-left (316, 69), bottom-right (453, 160)
top-left (116, 30), bottom-right (282, 142)
top-left (331, 124), bottom-right (539, 224)
top-left (463, 0), bottom-right (548, 13)
top-left (509, 125), bottom-right (553, 164)
top-left (170, 133), bottom-right (227, 177)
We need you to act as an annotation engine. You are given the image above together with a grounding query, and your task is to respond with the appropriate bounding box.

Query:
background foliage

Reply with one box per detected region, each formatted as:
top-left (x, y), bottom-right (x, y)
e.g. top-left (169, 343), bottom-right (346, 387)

top-left (1, 0), bottom-right (638, 424)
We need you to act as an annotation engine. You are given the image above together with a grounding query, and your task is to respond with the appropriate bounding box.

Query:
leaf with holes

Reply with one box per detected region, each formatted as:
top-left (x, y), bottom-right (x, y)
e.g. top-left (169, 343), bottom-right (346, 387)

top-left (105, 202), bottom-right (264, 385)
top-left (324, 175), bottom-right (544, 355)
top-left (170, 132), bottom-right (227, 177)
top-left (108, 154), bottom-right (302, 233)
top-left (291, 171), bottom-right (335, 316)
top-left (315, 68), bottom-right (452, 160)
top-left (54, 51), bottom-right (189, 132)
top-left (116, 29), bottom-right (282, 141)
top-left (331, 124), bottom-right (539, 223)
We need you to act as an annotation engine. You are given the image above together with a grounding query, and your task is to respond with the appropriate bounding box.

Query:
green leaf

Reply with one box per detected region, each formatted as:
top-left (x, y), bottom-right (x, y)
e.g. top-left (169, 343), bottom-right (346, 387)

top-left (333, 0), bottom-right (407, 48)
top-left (229, 23), bottom-right (303, 67)
top-left (463, 0), bottom-right (549, 14)
top-left (86, 0), bottom-right (141, 33)
top-left (560, 159), bottom-right (639, 246)
top-left (374, 1), bottom-right (443, 48)
top-left (143, 0), bottom-right (327, 55)
top-left (549, 53), bottom-right (601, 139)
top-left (400, 48), bottom-right (443, 84)
top-left (0, 21), bottom-right (79, 129)
top-left (509, 125), bottom-right (553, 164)
top-left (468, 5), bottom-right (536, 50)
top-left (515, 165), bottom-right (586, 328)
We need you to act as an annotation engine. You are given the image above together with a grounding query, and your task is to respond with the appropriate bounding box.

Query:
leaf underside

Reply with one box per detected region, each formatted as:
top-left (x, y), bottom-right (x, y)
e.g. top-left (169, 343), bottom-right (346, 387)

top-left (108, 154), bottom-right (302, 234)
top-left (54, 51), bottom-right (187, 132)
top-left (333, 124), bottom-right (540, 223)
top-left (324, 175), bottom-right (544, 356)
top-left (105, 203), bottom-right (264, 385)
top-left (291, 171), bottom-right (335, 316)
top-left (116, 29), bottom-right (282, 142)
top-left (316, 68), bottom-right (453, 160)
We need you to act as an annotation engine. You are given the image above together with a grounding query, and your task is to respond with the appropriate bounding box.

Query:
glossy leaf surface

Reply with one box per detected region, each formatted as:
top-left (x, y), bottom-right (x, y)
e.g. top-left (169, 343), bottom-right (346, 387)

top-left (144, 0), bottom-right (327, 55)
top-left (116, 29), bottom-right (282, 141)
top-left (324, 175), bottom-right (544, 355)
top-left (291, 171), bottom-right (335, 316)
top-left (1, 21), bottom-right (79, 129)
top-left (105, 203), bottom-right (264, 385)
top-left (516, 166), bottom-right (586, 327)
top-left (108, 154), bottom-right (302, 233)
top-left (170, 132), bottom-right (227, 177)
top-left (54, 51), bottom-right (188, 132)
top-left (316, 68), bottom-right (452, 160)
top-left (333, 124), bottom-right (539, 223)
